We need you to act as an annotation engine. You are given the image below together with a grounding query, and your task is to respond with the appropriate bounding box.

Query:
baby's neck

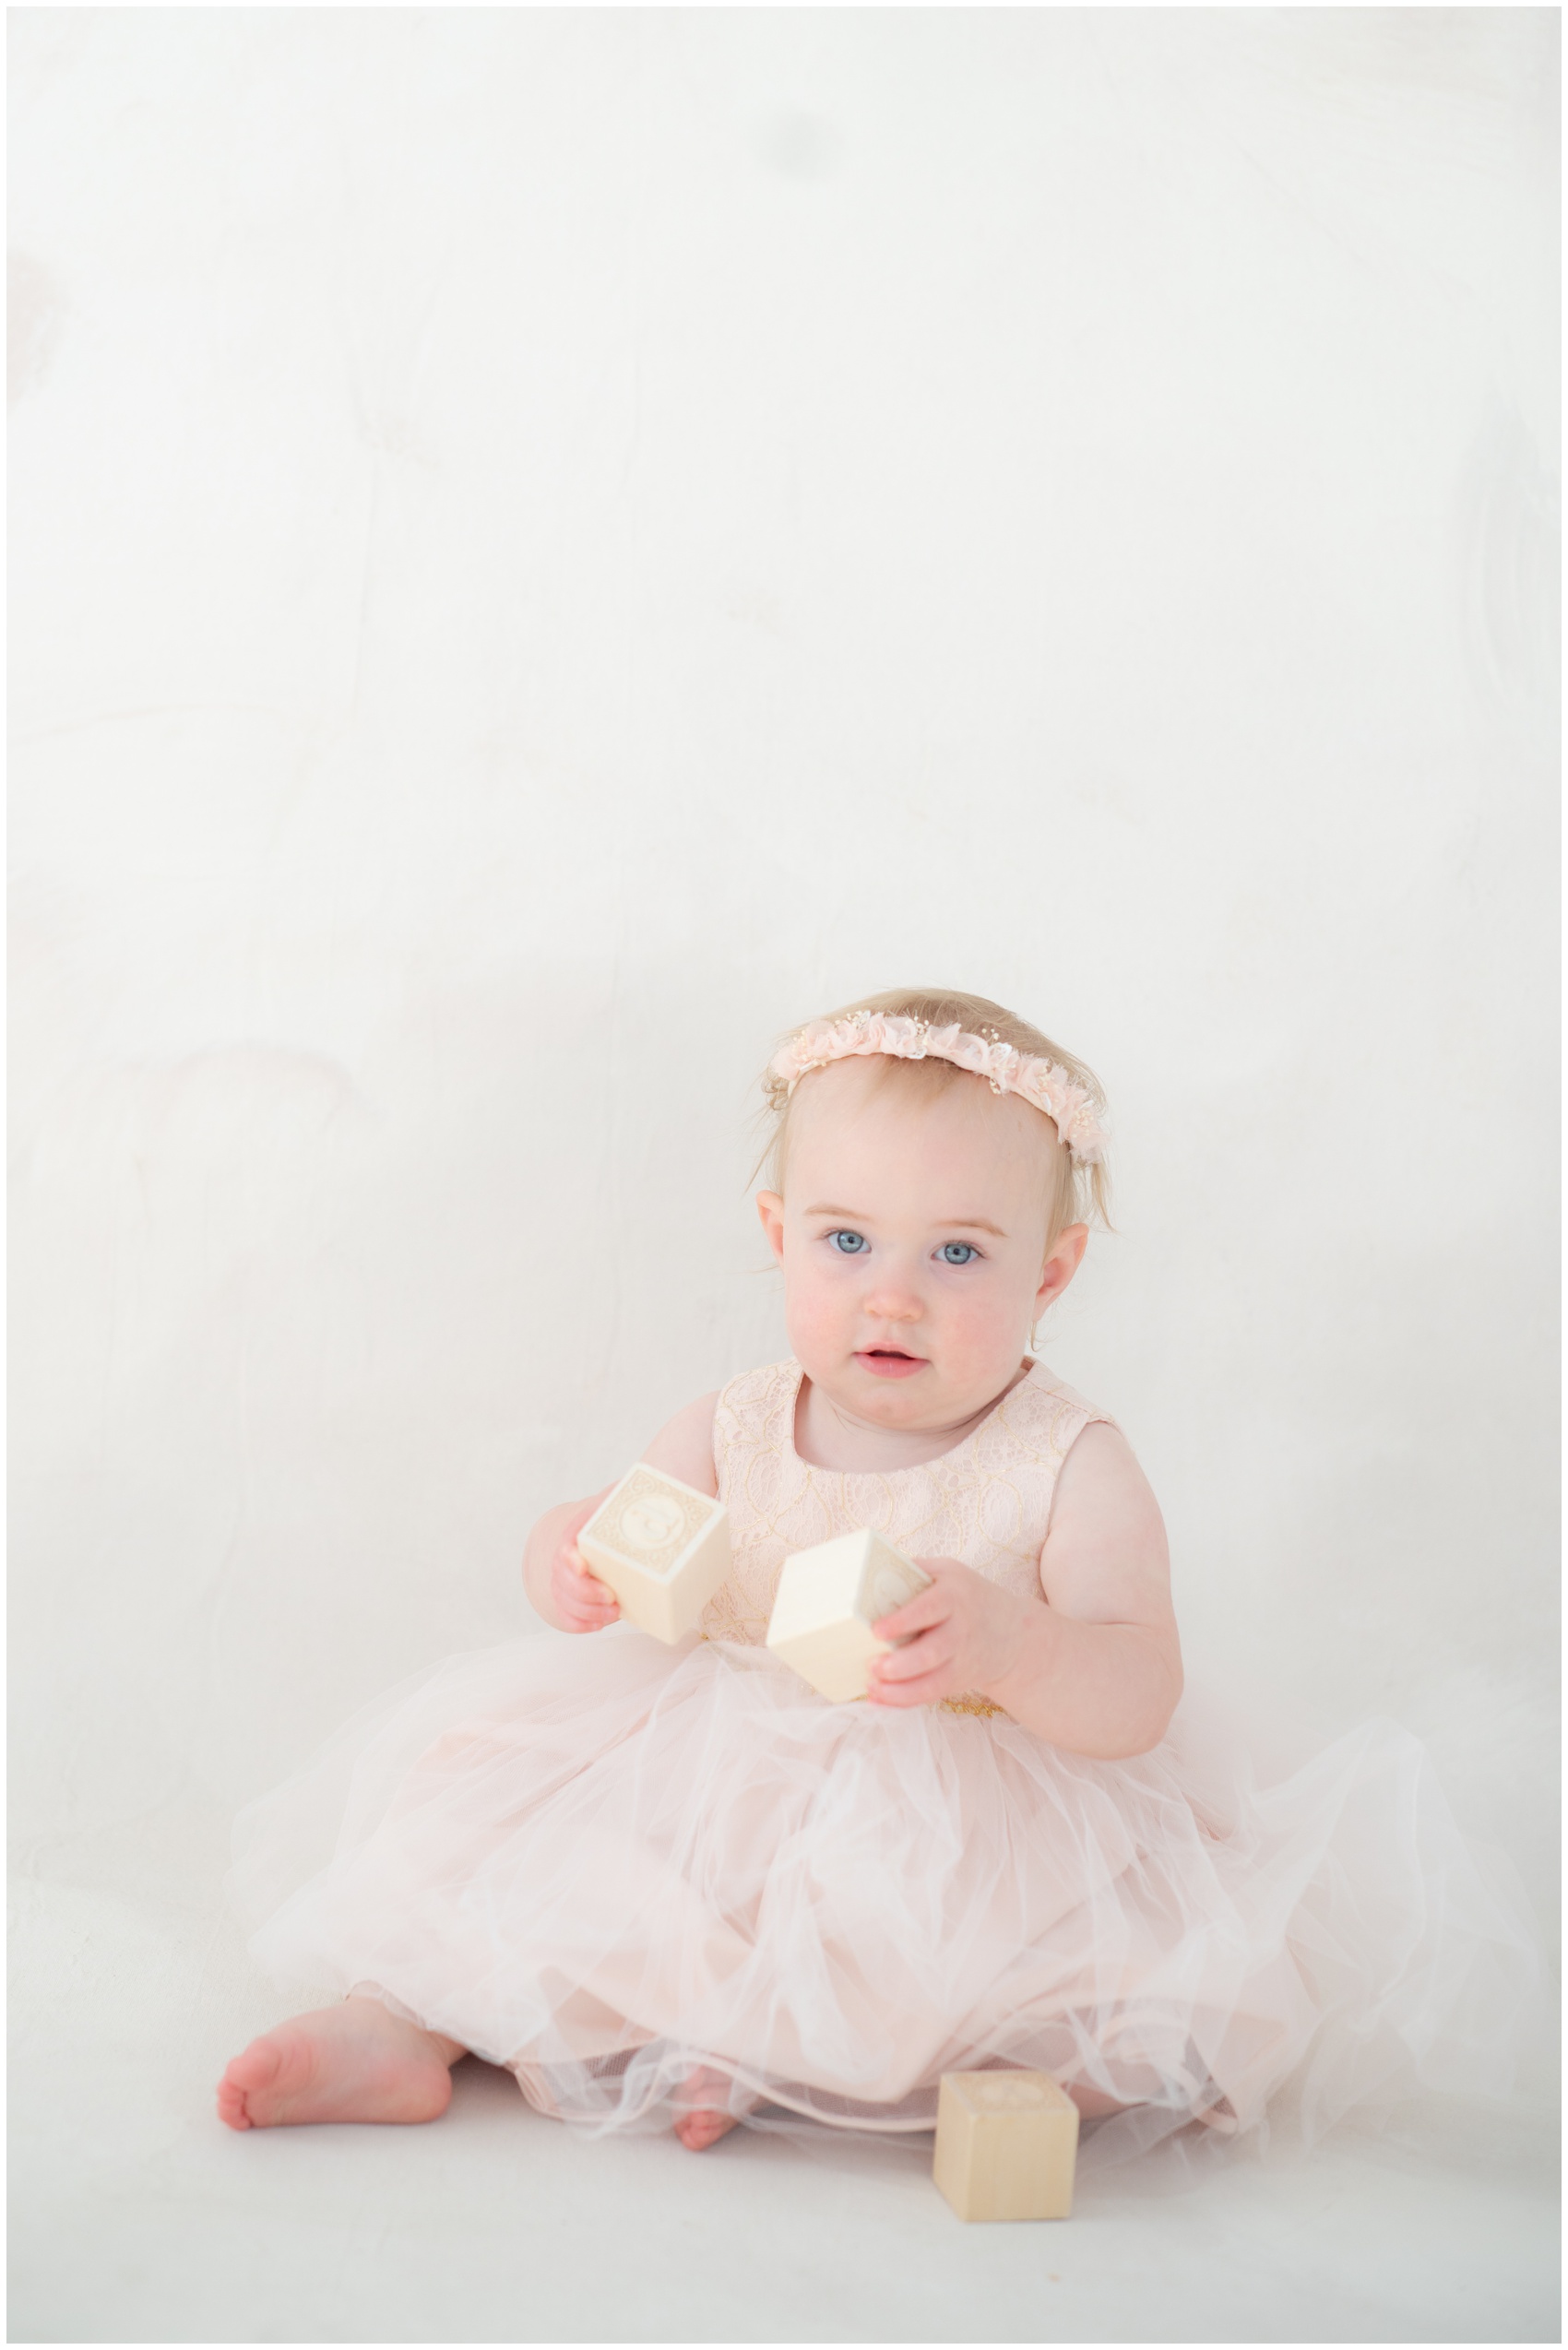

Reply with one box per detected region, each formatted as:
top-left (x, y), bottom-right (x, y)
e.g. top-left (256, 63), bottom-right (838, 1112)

top-left (793, 1363), bottom-right (1033, 1474)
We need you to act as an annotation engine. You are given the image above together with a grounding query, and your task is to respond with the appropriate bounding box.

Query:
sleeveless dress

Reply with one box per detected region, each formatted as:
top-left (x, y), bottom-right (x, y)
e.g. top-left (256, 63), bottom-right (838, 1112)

top-left (228, 1357), bottom-right (1542, 2169)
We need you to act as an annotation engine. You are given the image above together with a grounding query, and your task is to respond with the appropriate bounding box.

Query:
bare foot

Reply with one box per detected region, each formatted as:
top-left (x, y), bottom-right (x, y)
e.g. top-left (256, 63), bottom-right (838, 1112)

top-left (673, 2064), bottom-right (742, 2152)
top-left (217, 1996), bottom-right (464, 2130)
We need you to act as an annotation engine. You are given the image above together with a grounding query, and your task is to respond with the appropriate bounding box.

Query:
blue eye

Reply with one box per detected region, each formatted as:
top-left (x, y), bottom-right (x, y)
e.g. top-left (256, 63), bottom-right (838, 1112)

top-left (828, 1229), bottom-right (869, 1255)
top-left (939, 1242), bottom-right (980, 1265)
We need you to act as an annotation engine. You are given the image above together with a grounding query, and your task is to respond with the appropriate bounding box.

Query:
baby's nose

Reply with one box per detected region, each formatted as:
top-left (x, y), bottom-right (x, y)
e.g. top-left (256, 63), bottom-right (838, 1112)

top-left (862, 1274), bottom-right (923, 1320)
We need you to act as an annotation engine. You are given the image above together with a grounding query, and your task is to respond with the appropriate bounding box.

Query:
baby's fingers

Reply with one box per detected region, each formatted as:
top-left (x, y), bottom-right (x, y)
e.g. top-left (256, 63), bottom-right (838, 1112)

top-left (554, 1549), bottom-right (620, 1629)
top-left (866, 1656), bottom-right (953, 1707)
top-left (872, 1585), bottom-right (951, 1645)
top-left (561, 1596), bottom-right (620, 1633)
top-left (872, 1629), bottom-right (955, 1685)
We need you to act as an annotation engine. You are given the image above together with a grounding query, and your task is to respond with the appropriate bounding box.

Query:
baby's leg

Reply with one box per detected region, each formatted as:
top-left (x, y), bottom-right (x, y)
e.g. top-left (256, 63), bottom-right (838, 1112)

top-left (218, 1996), bottom-right (465, 2130)
top-left (1067, 2083), bottom-right (1127, 2120)
top-left (1066, 2075), bottom-right (1236, 2130)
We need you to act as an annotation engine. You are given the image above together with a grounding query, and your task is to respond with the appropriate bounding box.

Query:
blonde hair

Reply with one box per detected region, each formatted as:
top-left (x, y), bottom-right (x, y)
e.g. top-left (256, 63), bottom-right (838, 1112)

top-left (754, 986), bottom-right (1113, 1252)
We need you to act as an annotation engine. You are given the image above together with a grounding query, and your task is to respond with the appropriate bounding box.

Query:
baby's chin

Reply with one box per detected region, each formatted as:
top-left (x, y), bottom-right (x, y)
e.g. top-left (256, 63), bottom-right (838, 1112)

top-left (813, 1350), bottom-right (1019, 1430)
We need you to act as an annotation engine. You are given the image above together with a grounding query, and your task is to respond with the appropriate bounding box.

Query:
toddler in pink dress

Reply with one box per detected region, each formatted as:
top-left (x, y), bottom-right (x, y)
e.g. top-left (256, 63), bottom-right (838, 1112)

top-left (219, 989), bottom-right (1539, 2165)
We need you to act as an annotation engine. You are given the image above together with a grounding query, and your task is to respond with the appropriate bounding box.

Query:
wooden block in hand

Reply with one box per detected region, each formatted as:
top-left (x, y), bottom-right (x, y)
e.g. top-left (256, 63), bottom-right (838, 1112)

top-left (765, 1529), bottom-right (932, 1702)
top-left (577, 1466), bottom-right (731, 1644)
top-left (932, 2071), bottom-right (1079, 2221)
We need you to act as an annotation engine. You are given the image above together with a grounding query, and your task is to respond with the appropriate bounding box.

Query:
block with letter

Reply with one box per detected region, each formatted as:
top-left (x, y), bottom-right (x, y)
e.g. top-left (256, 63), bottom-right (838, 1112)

top-left (765, 1529), bottom-right (932, 1702)
top-left (932, 2070), bottom-right (1079, 2221)
top-left (576, 1465), bottom-right (731, 1644)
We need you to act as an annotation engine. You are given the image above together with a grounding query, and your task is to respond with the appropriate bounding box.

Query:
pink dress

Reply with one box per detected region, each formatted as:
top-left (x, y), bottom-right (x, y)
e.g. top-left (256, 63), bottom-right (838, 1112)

top-left (229, 1358), bottom-right (1540, 2167)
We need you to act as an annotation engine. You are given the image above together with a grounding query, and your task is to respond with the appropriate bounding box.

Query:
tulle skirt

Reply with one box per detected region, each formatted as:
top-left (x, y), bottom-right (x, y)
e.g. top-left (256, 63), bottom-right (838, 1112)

top-left (228, 1628), bottom-right (1543, 2171)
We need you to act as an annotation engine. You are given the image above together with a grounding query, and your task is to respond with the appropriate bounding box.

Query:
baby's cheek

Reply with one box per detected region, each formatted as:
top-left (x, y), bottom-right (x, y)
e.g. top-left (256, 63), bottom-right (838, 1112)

top-left (780, 1260), bottom-right (852, 1361)
top-left (940, 1281), bottom-right (1030, 1374)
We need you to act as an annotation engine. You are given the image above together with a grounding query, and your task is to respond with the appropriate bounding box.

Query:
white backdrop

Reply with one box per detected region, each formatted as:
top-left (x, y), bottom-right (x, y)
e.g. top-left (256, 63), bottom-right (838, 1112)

top-left (12, 8), bottom-right (1558, 1963)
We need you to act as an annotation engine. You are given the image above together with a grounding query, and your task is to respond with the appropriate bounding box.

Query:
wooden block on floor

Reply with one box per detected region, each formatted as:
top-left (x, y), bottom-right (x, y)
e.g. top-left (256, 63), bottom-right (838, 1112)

top-left (577, 1465), bottom-right (731, 1643)
top-left (765, 1529), bottom-right (932, 1701)
top-left (932, 2071), bottom-right (1079, 2221)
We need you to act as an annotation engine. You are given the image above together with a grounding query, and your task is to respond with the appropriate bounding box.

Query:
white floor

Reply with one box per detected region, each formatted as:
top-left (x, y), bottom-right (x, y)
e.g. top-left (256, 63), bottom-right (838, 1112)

top-left (10, 1843), bottom-right (1559, 2346)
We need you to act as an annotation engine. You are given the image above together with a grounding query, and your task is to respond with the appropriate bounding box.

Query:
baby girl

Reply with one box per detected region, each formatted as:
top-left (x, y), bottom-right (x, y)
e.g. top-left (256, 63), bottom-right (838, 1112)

top-left (219, 989), bottom-right (1536, 2162)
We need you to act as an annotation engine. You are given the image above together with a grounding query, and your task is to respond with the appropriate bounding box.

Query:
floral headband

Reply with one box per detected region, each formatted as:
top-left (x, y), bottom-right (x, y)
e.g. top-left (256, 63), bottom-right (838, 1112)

top-left (765, 1012), bottom-right (1108, 1164)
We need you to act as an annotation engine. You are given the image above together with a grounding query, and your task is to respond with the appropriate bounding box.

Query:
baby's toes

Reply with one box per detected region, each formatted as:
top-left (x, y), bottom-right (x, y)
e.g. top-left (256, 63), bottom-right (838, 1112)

top-left (218, 2035), bottom-right (290, 2128)
top-left (216, 2072), bottom-right (253, 2130)
top-left (675, 2109), bottom-right (738, 2152)
top-left (217, 2049), bottom-right (272, 2130)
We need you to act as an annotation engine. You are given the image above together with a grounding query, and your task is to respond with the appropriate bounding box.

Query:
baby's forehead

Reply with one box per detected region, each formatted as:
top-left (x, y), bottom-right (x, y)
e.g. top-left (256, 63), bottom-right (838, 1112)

top-left (786, 1058), bottom-right (1054, 1177)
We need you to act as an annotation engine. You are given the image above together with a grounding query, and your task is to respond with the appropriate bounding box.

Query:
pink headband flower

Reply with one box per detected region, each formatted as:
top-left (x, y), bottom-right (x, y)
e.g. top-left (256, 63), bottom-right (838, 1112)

top-left (766, 1012), bottom-right (1107, 1164)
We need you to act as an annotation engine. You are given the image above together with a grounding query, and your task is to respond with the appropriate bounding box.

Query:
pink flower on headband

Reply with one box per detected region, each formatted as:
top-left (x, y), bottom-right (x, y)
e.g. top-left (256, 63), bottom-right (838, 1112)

top-left (766, 1013), bottom-right (1107, 1163)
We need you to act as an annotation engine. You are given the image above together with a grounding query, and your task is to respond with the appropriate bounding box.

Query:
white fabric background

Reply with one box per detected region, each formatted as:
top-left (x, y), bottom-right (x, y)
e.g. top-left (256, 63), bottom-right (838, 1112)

top-left (10, 11), bottom-right (1559, 2343)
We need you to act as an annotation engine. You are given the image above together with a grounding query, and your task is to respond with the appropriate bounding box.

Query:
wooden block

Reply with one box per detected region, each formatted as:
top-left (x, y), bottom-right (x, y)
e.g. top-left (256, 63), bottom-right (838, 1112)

top-left (765, 1529), bottom-right (932, 1702)
top-left (932, 2071), bottom-right (1079, 2222)
top-left (577, 1465), bottom-right (731, 1644)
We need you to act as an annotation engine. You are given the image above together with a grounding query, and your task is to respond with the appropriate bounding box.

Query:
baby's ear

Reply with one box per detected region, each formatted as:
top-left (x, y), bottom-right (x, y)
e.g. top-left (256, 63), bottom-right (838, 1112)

top-left (755, 1191), bottom-right (786, 1262)
top-left (1035, 1221), bottom-right (1089, 1307)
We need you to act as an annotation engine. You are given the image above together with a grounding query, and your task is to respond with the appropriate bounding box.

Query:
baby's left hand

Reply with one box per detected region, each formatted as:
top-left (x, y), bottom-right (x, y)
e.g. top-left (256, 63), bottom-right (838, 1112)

top-left (866, 1560), bottom-right (1040, 1709)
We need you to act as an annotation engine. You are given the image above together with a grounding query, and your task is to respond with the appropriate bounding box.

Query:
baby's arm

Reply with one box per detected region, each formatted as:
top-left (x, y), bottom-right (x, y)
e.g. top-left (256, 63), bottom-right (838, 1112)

top-left (1017, 1421), bottom-right (1182, 1752)
top-left (522, 1393), bottom-right (719, 1632)
top-left (867, 1423), bottom-right (1182, 1757)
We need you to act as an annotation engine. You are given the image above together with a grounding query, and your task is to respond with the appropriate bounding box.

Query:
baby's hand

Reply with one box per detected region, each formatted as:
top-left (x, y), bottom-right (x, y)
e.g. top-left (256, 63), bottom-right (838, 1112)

top-left (865, 1559), bottom-right (1035, 1707)
top-left (550, 1500), bottom-right (621, 1635)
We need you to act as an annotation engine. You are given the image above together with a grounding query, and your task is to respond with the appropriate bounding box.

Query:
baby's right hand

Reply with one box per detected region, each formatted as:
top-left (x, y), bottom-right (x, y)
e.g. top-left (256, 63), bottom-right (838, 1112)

top-left (550, 1501), bottom-right (621, 1634)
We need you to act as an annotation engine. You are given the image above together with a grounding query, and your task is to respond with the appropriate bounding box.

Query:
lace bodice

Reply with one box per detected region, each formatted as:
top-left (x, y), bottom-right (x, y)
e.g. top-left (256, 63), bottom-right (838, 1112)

top-left (698, 1357), bottom-right (1121, 1646)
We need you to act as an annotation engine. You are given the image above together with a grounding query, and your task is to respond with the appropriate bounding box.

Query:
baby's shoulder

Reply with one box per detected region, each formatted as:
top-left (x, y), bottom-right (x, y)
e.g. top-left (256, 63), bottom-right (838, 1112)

top-left (1004, 1363), bottom-right (1123, 1458)
top-left (641, 1360), bottom-right (798, 1501)
top-left (640, 1390), bottom-right (722, 1497)
top-left (714, 1357), bottom-right (797, 1407)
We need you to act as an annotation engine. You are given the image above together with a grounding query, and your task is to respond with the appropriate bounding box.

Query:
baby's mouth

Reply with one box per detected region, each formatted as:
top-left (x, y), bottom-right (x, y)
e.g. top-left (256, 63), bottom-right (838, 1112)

top-left (855, 1347), bottom-right (929, 1380)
